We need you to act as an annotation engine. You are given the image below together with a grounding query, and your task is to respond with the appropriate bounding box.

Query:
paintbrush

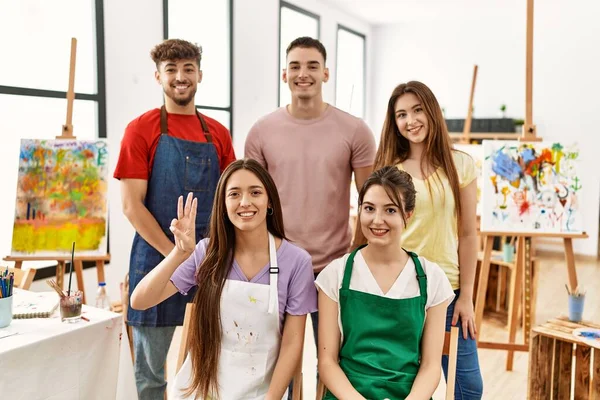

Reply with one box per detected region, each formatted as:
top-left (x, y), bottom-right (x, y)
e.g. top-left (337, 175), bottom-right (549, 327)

top-left (46, 279), bottom-right (66, 298)
top-left (67, 242), bottom-right (75, 296)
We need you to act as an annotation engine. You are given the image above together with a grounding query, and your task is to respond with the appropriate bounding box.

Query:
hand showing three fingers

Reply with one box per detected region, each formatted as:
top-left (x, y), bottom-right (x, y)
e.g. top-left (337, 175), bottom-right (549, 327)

top-left (169, 192), bottom-right (197, 256)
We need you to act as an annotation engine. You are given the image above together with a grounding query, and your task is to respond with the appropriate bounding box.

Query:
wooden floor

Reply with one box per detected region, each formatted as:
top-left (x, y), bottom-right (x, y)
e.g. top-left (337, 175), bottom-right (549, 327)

top-left (166, 252), bottom-right (600, 399)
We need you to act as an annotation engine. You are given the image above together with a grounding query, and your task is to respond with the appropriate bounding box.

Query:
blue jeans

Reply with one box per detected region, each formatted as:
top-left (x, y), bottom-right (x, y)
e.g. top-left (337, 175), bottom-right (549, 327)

top-left (132, 325), bottom-right (177, 400)
top-left (441, 290), bottom-right (484, 399)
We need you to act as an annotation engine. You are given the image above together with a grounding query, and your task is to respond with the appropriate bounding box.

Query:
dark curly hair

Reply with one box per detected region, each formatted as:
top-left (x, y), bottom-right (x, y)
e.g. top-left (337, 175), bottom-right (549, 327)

top-left (150, 39), bottom-right (202, 68)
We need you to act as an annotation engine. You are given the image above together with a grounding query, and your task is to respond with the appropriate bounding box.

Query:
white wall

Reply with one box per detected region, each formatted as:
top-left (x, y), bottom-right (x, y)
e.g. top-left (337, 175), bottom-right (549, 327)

top-left (370, 2), bottom-right (600, 256)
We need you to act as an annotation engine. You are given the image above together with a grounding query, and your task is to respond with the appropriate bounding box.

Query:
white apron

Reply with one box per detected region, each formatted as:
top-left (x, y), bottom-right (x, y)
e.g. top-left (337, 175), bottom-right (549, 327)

top-left (171, 233), bottom-right (285, 399)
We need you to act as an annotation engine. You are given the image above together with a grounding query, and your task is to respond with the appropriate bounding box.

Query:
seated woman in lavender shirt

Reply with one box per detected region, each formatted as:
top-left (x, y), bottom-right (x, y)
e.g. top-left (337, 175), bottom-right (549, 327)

top-left (130, 159), bottom-right (317, 400)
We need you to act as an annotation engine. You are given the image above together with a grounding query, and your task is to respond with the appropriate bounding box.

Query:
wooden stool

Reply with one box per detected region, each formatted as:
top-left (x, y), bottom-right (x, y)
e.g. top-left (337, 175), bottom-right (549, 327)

top-left (528, 316), bottom-right (600, 399)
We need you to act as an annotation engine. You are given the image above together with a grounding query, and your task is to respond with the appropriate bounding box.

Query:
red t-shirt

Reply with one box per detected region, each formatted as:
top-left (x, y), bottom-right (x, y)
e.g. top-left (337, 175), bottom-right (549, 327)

top-left (113, 108), bottom-right (236, 180)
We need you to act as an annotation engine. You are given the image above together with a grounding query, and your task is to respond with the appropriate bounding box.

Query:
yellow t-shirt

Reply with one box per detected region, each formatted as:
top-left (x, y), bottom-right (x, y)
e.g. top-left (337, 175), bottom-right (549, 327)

top-left (398, 150), bottom-right (476, 290)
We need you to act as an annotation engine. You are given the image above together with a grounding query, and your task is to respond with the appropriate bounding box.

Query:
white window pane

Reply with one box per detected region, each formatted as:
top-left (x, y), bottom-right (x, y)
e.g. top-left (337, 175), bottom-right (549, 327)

top-left (279, 7), bottom-right (319, 107)
top-left (0, 0), bottom-right (97, 94)
top-left (336, 29), bottom-right (365, 118)
top-left (197, 108), bottom-right (230, 131)
top-left (168, 0), bottom-right (231, 108)
top-left (0, 95), bottom-right (98, 257)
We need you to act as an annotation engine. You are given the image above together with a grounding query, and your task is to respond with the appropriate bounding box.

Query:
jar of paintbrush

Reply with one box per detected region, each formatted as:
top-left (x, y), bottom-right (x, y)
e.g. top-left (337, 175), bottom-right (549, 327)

top-left (46, 242), bottom-right (83, 322)
top-left (566, 284), bottom-right (585, 322)
top-left (0, 269), bottom-right (15, 328)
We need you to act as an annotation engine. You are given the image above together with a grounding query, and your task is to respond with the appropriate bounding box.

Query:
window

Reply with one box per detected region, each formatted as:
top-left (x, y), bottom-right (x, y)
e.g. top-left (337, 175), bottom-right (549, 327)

top-left (164, 0), bottom-right (233, 131)
top-left (278, 2), bottom-right (320, 107)
top-left (0, 0), bottom-right (106, 259)
top-left (335, 25), bottom-right (366, 118)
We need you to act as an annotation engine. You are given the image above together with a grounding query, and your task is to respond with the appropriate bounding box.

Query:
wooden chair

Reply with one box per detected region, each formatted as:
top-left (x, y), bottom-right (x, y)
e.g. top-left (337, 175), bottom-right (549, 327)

top-left (0, 267), bottom-right (36, 290)
top-left (315, 325), bottom-right (459, 400)
top-left (177, 303), bottom-right (304, 400)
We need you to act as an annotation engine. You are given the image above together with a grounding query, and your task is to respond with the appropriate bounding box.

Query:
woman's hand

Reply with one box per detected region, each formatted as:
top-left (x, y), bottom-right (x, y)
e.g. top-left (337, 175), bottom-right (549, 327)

top-left (169, 192), bottom-right (197, 256)
top-left (452, 295), bottom-right (477, 340)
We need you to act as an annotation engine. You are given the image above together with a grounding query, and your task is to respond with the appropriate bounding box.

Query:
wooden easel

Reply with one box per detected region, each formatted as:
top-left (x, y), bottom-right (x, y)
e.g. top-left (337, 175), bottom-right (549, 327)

top-left (460, 64), bottom-right (478, 144)
top-left (2, 38), bottom-right (111, 304)
top-left (473, 0), bottom-right (589, 370)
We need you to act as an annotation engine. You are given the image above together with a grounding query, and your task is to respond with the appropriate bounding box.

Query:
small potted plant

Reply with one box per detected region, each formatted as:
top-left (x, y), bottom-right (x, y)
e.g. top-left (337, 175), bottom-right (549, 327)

top-left (500, 104), bottom-right (507, 118)
top-left (514, 118), bottom-right (524, 133)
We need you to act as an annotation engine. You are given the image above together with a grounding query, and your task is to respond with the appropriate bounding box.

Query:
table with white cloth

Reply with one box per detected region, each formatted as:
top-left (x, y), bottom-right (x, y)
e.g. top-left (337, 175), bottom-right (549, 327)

top-left (0, 295), bottom-right (136, 400)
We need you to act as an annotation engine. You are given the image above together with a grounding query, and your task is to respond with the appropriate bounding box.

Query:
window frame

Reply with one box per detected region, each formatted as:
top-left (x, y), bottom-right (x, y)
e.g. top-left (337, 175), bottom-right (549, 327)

top-left (163, 0), bottom-right (234, 135)
top-left (278, 1), bottom-right (321, 107)
top-left (335, 24), bottom-right (367, 119)
top-left (0, 0), bottom-right (107, 139)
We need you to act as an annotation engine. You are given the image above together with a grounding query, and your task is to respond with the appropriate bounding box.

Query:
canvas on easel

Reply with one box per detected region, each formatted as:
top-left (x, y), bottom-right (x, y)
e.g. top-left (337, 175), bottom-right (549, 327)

top-left (11, 138), bottom-right (109, 257)
top-left (480, 140), bottom-right (583, 234)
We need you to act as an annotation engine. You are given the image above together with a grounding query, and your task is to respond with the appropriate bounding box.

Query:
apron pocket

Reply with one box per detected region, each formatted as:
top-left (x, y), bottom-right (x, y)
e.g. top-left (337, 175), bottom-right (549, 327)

top-left (345, 372), bottom-right (414, 400)
top-left (184, 156), bottom-right (212, 192)
top-left (218, 348), bottom-right (269, 399)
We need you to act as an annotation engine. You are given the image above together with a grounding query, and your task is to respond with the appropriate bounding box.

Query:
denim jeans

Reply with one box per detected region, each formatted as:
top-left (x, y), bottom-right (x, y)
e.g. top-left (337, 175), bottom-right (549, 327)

top-left (132, 325), bottom-right (177, 400)
top-left (441, 290), bottom-right (484, 399)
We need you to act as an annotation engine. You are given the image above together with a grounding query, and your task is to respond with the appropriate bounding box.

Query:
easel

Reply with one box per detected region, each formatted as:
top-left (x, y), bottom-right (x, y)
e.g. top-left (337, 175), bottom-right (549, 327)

top-left (2, 38), bottom-right (111, 304)
top-left (473, 0), bottom-right (589, 370)
top-left (460, 64), bottom-right (478, 144)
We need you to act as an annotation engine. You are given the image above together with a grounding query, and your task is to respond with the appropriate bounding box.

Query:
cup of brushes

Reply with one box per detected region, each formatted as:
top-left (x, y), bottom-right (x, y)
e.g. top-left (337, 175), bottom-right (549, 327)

top-left (46, 242), bottom-right (83, 323)
top-left (0, 268), bottom-right (15, 328)
top-left (566, 284), bottom-right (585, 323)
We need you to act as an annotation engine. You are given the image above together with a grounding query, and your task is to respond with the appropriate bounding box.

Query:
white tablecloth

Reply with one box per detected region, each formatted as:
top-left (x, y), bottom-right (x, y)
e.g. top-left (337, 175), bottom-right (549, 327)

top-left (0, 297), bottom-right (137, 400)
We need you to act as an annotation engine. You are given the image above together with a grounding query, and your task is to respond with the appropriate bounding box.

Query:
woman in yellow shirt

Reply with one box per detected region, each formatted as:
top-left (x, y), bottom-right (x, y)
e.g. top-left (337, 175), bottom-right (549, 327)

top-left (374, 81), bottom-right (483, 399)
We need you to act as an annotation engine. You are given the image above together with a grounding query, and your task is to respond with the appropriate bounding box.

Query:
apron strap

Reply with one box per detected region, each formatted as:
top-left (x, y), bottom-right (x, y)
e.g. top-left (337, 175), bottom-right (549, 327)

top-left (160, 105), bottom-right (213, 143)
top-left (406, 251), bottom-right (428, 307)
top-left (267, 233), bottom-right (279, 314)
top-left (160, 105), bottom-right (168, 134)
top-left (342, 244), bottom-right (368, 290)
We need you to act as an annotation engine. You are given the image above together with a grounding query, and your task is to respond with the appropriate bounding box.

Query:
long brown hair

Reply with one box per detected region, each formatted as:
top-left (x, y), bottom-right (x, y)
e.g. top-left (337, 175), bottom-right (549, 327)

top-left (373, 81), bottom-right (462, 222)
top-left (184, 158), bottom-right (286, 399)
top-left (358, 166), bottom-right (417, 228)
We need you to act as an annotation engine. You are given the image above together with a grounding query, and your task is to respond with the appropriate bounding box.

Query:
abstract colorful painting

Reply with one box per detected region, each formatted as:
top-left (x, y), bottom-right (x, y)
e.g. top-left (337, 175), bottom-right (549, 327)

top-left (11, 139), bottom-right (109, 256)
top-left (454, 143), bottom-right (483, 216)
top-left (481, 140), bottom-right (582, 233)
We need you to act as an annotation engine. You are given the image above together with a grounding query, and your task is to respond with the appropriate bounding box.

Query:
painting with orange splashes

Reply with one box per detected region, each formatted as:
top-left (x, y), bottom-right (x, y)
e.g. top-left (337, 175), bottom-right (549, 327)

top-left (11, 139), bottom-right (109, 256)
top-left (481, 140), bottom-right (582, 234)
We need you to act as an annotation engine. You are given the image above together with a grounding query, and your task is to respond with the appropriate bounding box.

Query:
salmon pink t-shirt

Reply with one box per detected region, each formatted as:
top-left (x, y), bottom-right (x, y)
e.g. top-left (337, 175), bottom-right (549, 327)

top-left (245, 106), bottom-right (376, 272)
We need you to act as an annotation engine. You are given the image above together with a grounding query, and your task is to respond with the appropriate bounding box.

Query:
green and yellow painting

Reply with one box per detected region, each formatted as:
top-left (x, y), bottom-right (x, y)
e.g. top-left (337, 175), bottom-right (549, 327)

top-left (11, 139), bottom-right (109, 256)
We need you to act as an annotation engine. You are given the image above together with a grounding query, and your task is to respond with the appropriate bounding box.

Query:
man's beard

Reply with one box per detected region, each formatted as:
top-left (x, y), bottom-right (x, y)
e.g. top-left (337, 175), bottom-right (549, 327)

top-left (166, 86), bottom-right (197, 107)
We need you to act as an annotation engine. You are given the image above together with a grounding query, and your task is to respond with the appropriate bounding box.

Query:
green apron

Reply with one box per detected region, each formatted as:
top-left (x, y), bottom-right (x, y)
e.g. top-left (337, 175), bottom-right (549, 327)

top-left (324, 245), bottom-right (428, 400)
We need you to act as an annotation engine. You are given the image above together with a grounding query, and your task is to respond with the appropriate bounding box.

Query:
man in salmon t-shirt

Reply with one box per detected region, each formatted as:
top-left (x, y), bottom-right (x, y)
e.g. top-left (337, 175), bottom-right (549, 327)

top-left (244, 36), bottom-right (375, 388)
top-left (114, 39), bottom-right (235, 399)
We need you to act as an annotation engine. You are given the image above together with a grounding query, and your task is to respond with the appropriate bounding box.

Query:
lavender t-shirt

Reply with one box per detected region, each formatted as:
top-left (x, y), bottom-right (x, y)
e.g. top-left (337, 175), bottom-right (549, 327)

top-left (170, 238), bottom-right (317, 331)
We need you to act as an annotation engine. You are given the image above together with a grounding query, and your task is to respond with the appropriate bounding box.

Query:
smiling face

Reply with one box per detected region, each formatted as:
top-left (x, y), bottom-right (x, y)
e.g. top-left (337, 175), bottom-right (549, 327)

top-left (282, 46), bottom-right (329, 101)
top-left (394, 92), bottom-right (430, 145)
top-left (155, 58), bottom-right (202, 107)
top-left (224, 169), bottom-right (270, 233)
top-left (359, 184), bottom-right (411, 247)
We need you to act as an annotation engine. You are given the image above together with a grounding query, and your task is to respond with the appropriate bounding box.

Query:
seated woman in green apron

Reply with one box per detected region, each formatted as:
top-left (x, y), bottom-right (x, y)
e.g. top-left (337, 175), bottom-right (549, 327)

top-left (130, 158), bottom-right (317, 400)
top-left (316, 166), bottom-right (455, 400)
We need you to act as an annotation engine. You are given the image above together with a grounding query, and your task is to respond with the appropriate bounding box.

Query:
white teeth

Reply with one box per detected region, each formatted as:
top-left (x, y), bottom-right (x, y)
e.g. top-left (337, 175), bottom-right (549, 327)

top-left (239, 212), bottom-right (255, 217)
top-left (371, 229), bottom-right (388, 234)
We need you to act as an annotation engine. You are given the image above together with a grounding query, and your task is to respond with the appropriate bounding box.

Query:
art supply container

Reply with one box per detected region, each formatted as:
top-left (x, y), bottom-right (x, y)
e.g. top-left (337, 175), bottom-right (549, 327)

top-left (60, 290), bottom-right (83, 322)
top-left (568, 294), bottom-right (585, 322)
top-left (502, 243), bottom-right (515, 263)
top-left (0, 295), bottom-right (13, 328)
